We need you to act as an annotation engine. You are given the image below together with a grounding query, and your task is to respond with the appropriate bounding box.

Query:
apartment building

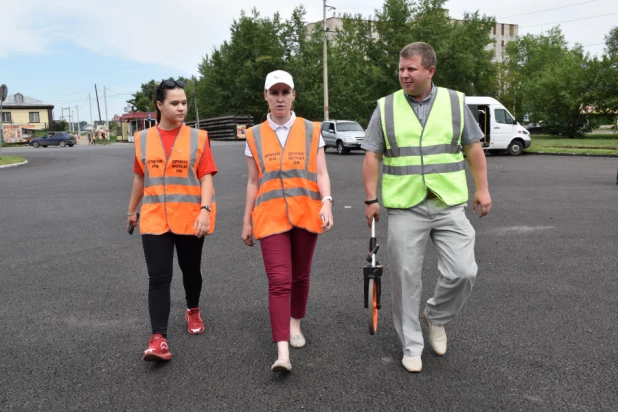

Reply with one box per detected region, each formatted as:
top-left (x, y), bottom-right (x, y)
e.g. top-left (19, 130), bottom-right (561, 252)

top-left (488, 22), bottom-right (519, 62)
top-left (306, 14), bottom-right (518, 62)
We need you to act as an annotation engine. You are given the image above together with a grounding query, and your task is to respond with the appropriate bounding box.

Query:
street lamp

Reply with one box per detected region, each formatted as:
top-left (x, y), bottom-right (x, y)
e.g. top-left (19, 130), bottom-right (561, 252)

top-left (323, 0), bottom-right (336, 121)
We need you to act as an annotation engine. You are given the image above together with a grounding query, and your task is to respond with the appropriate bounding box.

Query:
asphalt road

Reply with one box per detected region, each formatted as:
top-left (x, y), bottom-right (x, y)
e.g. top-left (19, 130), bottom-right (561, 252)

top-left (1, 143), bottom-right (617, 411)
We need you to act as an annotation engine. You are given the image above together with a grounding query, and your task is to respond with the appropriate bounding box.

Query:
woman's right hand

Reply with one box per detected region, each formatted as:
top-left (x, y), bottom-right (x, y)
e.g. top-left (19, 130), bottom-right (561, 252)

top-left (126, 213), bottom-right (139, 231)
top-left (241, 222), bottom-right (254, 247)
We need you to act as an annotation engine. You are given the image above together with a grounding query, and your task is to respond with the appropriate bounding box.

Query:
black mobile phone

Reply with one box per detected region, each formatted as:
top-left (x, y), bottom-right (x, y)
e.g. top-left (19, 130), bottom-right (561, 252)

top-left (128, 212), bottom-right (140, 235)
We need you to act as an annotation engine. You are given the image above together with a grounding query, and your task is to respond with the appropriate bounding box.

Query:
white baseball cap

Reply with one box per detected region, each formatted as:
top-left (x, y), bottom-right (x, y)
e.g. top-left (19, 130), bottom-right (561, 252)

top-left (264, 70), bottom-right (294, 91)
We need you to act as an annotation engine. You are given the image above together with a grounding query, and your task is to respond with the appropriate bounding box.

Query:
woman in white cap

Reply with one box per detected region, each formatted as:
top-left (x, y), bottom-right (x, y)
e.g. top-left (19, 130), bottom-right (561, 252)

top-left (241, 70), bottom-right (334, 373)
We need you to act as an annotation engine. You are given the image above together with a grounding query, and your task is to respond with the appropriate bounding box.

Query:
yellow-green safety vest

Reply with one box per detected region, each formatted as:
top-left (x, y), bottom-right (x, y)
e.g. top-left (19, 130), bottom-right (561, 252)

top-left (379, 87), bottom-right (468, 208)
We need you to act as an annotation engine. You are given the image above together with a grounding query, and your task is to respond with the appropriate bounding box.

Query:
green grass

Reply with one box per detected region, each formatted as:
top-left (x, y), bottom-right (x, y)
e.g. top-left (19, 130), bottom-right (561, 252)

top-left (92, 136), bottom-right (115, 144)
top-left (527, 134), bottom-right (618, 155)
top-left (34, 130), bottom-right (50, 138)
top-left (0, 156), bottom-right (26, 166)
top-left (2, 143), bottom-right (28, 147)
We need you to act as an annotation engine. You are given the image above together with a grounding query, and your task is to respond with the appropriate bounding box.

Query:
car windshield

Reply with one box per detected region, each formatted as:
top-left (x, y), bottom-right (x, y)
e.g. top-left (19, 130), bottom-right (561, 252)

top-left (337, 122), bottom-right (363, 132)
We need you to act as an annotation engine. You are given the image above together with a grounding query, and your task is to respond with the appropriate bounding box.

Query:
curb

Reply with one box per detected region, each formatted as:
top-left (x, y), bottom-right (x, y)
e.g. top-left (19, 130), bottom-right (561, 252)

top-left (523, 151), bottom-right (618, 158)
top-left (0, 160), bottom-right (28, 169)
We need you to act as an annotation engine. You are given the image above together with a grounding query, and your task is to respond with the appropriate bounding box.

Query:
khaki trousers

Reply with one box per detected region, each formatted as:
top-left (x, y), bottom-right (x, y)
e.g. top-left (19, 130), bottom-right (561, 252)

top-left (387, 199), bottom-right (477, 357)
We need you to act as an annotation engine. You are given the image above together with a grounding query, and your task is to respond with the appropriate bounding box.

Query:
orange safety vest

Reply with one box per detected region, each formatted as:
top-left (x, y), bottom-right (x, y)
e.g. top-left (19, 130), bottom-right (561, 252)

top-left (246, 117), bottom-right (322, 240)
top-left (135, 125), bottom-right (216, 235)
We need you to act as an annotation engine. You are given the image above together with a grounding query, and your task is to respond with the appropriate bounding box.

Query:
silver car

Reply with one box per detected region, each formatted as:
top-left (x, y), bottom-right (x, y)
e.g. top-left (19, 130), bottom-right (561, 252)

top-left (321, 120), bottom-right (365, 155)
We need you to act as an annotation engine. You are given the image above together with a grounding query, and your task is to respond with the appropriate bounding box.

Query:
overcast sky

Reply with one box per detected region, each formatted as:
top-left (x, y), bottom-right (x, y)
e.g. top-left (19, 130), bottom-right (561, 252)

top-left (1, 0), bottom-right (615, 122)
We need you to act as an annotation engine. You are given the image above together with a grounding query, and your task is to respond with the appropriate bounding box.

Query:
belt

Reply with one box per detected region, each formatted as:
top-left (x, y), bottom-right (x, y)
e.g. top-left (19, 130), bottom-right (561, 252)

top-left (427, 191), bottom-right (437, 199)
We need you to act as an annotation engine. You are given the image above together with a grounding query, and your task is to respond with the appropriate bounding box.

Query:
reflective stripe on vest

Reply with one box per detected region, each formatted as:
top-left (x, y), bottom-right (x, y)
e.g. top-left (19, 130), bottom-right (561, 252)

top-left (135, 125), bottom-right (216, 235)
top-left (379, 87), bottom-right (468, 208)
top-left (246, 118), bottom-right (322, 240)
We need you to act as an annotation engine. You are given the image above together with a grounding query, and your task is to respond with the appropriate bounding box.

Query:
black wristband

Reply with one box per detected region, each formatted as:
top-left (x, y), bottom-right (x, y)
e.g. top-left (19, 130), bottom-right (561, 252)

top-left (364, 199), bottom-right (379, 205)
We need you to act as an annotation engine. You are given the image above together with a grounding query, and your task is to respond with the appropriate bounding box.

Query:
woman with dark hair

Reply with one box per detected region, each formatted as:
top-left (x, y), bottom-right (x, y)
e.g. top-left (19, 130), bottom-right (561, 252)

top-left (126, 79), bottom-right (217, 362)
top-left (241, 70), bottom-right (333, 373)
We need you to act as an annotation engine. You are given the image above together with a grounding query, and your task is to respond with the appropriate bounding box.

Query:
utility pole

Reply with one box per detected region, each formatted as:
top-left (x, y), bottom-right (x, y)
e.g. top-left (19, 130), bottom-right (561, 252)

top-left (323, 0), bottom-right (336, 121)
top-left (88, 94), bottom-right (93, 130)
top-left (0, 84), bottom-right (8, 159)
top-left (94, 84), bottom-right (102, 125)
top-left (63, 107), bottom-right (72, 132)
top-left (104, 87), bottom-right (109, 131)
top-left (192, 76), bottom-right (200, 130)
top-left (76, 105), bottom-right (80, 135)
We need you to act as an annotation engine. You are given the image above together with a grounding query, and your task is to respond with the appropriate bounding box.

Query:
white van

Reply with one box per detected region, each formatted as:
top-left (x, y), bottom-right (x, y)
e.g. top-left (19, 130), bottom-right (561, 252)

top-left (465, 96), bottom-right (531, 155)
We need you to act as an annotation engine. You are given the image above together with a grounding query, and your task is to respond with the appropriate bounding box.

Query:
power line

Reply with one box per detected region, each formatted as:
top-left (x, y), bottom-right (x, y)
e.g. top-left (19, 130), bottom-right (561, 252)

top-left (42, 86), bottom-right (94, 102)
top-left (107, 95), bottom-right (135, 101)
top-left (104, 87), bottom-right (135, 97)
top-left (51, 87), bottom-right (134, 105)
top-left (52, 94), bottom-right (91, 103)
top-left (520, 11), bottom-right (618, 29)
top-left (104, 86), bottom-right (122, 95)
top-left (106, 92), bottom-right (133, 98)
top-left (498, 0), bottom-right (598, 19)
top-left (52, 97), bottom-right (90, 105)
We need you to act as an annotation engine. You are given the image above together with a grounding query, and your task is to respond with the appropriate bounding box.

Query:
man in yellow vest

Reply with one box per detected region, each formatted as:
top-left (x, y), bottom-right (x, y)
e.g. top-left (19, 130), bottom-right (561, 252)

top-left (362, 42), bottom-right (492, 373)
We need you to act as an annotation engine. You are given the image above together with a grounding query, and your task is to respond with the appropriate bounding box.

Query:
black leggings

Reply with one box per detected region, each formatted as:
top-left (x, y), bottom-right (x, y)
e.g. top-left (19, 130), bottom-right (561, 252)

top-left (142, 233), bottom-right (205, 337)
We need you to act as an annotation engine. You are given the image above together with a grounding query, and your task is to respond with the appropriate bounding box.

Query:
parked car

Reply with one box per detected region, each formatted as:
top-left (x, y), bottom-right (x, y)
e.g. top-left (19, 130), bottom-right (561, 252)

top-left (29, 132), bottom-right (77, 148)
top-left (321, 120), bottom-right (365, 154)
top-left (523, 123), bottom-right (544, 135)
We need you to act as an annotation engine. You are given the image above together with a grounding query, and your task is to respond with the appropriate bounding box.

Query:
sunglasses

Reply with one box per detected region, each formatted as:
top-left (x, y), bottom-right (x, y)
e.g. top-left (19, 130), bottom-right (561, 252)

top-left (159, 79), bottom-right (185, 89)
top-left (156, 79), bottom-right (186, 101)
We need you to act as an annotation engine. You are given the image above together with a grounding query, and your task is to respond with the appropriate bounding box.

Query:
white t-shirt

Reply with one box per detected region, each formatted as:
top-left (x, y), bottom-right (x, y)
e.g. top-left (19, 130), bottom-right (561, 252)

top-left (245, 112), bottom-right (325, 157)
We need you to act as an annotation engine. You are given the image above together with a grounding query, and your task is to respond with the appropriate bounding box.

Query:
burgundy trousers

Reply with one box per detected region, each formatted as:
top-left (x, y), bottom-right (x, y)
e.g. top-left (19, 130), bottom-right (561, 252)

top-left (260, 228), bottom-right (318, 342)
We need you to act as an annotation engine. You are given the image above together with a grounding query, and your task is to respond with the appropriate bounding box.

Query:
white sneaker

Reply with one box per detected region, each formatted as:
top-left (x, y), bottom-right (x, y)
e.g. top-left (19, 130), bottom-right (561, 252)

top-left (423, 312), bottom-right (447, 355)
top-left (401, 356), bottom-right (422, 372)
top-left (289, 331), bottom-right (306, 348)
top-left (271, 359), bottom-right (292, 373)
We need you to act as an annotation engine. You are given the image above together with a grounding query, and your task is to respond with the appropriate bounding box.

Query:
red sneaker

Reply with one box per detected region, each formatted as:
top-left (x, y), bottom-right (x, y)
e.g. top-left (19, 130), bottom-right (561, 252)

top-left (185, 308), bottom-right (205, 335)
top-left (143, 334), bottom-right (172, 362)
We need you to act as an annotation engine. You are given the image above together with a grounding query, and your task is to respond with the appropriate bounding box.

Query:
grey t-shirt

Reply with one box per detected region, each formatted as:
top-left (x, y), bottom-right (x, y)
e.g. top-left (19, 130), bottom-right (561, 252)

top-left (361, 85), bottom-right (484, 154)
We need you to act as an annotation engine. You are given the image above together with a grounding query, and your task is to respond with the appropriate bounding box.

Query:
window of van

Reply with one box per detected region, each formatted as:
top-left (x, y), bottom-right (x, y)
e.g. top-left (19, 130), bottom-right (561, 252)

top-left (495, 109), bottom-right (515, 125)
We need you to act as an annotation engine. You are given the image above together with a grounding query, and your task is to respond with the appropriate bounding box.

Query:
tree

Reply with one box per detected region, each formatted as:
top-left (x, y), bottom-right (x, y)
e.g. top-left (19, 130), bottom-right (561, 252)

top-left (433, 10), bottom-right (497, 96)
top-left (500, 28), bottom-right (567, 120)
top-left (500, 28), bottom-right (596, 137)
top-left (177, 76), bottom-right (196, 122)
top-left (281, 6), bottom-right (324, 121)
top-left (127, 77), bottom-right (197, 122)
top-left (526, 46), bottom-right (592, 136)
top-left (604, 26), bottom-right (618, 60)
top-left (327, 0), bottom-right (497, 125)
top-left (197, 9), bottom-right (287, 122)
top-left (52, 120), bottom-right (68, 131)
top-left (327, 14), bottom-right (384, 125)
top-left (127, 80), bottom-right (157, 112)
top-left (188, 0), bottom-right (604, 135)
top-left (594, 27), bottom-right (618, 116)
top-left (373, 0), bottom-right (417, 96)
